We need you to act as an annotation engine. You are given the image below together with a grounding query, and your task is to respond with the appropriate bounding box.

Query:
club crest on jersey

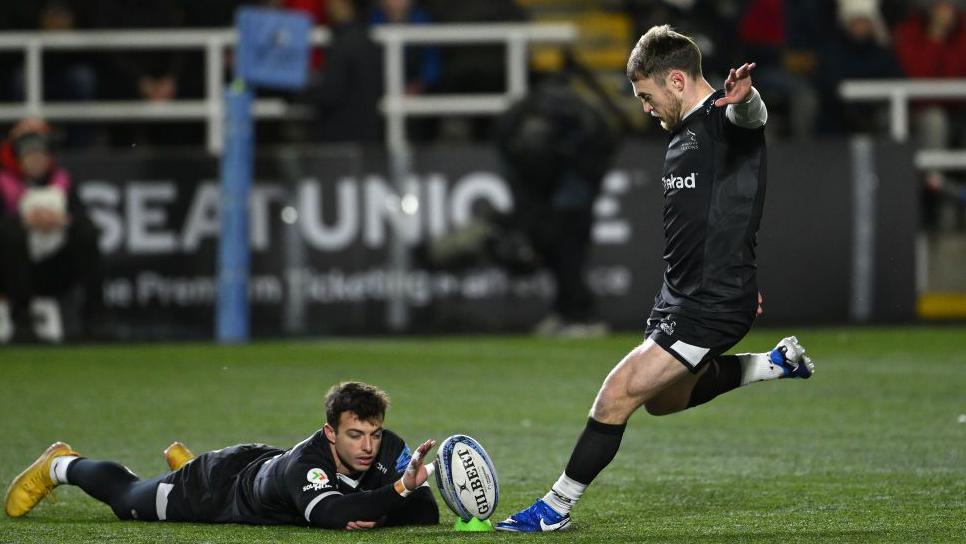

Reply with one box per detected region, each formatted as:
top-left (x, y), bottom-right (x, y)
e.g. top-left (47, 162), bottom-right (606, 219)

top-left (302, 468), bottom-right (330, 492)
top-left (682, 128), bottom-right (699, 151)
top-left (662, 172), bottom-right (697, 191)
top-left (660, 320), bottom-right (676, 336)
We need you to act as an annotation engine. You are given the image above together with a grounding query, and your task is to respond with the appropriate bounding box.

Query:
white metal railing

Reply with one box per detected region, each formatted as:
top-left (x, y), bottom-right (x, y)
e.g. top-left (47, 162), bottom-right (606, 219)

top-left (840, 79), bottom-right (966, 307)
top-left (0, 23), bottom-right (576, 332)
top-left (0, 23), bottom-right (577, 153)
top-left (915, 149), bottom-right (966, 171)
top-left (839, 79), bottom-right (966, 141)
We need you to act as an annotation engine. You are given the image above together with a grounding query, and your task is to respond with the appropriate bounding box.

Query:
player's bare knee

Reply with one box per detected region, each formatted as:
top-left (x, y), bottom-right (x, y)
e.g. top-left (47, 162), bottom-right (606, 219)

top-left (591, 379), bottom-right (647, 424)
top-left (588, 392), bottom-right (619, 423)
top-left (589, 386), bottom-right (633, 424)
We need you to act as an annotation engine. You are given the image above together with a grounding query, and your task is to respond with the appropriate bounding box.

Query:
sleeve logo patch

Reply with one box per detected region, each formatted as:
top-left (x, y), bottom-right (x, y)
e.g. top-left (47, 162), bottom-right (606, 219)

top-left (395, 444), bottom-right (412, 473)
top-left (302, 468), bottom-right (330, 492)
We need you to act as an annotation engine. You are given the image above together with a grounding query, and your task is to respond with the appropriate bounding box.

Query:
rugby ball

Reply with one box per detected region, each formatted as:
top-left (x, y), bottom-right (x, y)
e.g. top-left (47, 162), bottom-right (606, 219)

top-left (432, 434), bottom-right (500, 521)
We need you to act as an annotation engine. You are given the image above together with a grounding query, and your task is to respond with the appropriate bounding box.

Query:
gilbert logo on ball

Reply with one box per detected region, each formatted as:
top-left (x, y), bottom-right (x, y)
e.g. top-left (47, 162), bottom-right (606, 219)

top-left (433, 435), bottom-right (500, 521)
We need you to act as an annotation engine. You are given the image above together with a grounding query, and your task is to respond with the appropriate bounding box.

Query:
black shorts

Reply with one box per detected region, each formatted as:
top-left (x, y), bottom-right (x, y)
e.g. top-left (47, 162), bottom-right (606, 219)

top-left (645, 304), bottom-right (755, 373)
top-left (158, 443), bottom-right (282, 523)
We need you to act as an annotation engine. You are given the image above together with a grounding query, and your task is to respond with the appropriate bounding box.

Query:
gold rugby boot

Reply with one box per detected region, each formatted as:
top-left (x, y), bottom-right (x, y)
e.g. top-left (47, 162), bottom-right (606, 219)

top-left (5, 441), bottom-right (79, 517)
top-left (163, 441), bottom-right (195, 471)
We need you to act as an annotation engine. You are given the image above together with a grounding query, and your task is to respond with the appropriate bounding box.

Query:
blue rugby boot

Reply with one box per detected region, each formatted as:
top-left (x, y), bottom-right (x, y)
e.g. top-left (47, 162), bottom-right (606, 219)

top-left (495, 498), bottom-right (572, 532)
top-left (770, 336), bottom-right (814, 379)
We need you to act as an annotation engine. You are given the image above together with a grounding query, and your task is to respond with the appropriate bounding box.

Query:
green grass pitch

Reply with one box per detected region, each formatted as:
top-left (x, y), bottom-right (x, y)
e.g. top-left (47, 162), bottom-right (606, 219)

top-left (1, 326), bottom-right (964, 543)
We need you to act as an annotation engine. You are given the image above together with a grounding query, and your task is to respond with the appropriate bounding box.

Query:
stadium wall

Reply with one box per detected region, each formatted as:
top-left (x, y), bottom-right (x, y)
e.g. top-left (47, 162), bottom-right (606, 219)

top-left (59, 139), bottom-right (917, 339)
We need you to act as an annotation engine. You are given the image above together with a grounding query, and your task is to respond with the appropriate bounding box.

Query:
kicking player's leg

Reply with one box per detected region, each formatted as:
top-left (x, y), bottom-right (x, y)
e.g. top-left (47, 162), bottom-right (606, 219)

top-left (646, 336), bottom-right (816, 415)
top-left (642, 365), bottom-right (703, 415)
top-left (589, 338), bottom-right (693, 423)
top-left (496, 339), bottom-right (691, 532)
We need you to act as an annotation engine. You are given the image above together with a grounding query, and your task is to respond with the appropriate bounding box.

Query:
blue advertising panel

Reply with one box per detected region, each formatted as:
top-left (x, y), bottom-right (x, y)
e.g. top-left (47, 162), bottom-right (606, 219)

top-left (236, 7), bottom-right (311, 90)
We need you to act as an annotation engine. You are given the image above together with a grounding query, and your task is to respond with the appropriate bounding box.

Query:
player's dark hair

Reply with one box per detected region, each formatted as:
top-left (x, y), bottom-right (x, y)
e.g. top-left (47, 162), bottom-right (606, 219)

top-left (625, 25), bottom-right (703, 83)
top-left (324, 381), bottom-right (390, 429)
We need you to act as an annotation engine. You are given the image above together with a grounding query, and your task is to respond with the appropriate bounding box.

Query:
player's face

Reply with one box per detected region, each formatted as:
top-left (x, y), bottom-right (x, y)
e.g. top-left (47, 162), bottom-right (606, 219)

top-left (632, 76), bottom-right (683, 131)
top-left (328, 411), bottom-right (384, 474)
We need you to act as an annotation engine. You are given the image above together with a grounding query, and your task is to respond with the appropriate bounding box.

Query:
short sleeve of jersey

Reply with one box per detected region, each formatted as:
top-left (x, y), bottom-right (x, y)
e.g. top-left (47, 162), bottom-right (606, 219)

top-left (706, 92), bottom-right (730, 140)
top-left (709, 90), bottom-right (764, 141)
top-left (281, 453), bottom-right (342, 522)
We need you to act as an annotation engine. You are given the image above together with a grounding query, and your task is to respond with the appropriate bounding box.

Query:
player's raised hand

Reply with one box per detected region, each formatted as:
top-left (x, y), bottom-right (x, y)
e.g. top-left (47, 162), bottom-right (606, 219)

top-left (713, 62), bottom-right (756, 107)
top-left (400, 439), bottom-right (436, 492)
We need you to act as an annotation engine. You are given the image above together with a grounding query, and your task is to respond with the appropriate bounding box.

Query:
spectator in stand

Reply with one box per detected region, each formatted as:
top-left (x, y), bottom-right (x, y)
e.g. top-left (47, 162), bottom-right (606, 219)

top-left (368, 0), bottom-right (442, 141)
top-left (420, 0), bottom-right (528, 97)
top-left (494, 80), bottom-right (619, 337)
top-left (422, 0), bottom-right (528, 141)
top-left (284, 0), bottom-right (329, 70)
top-left (0, 4), bottom-right (44, 101)
top-left (737, 0), bottom-right (819, 140)
top-left (285, 0), bottom-right (327, 25)
top-left (92, 0), bottom-right (204, 146)
top-left (315, 0), bottom-right (384, 142)
top-left (94, 1), bottom-right (186, 104)
top-left (893, 0), bottom-right (966, 228)
top-left (0, 119), bottom-right (103, 344)
top-left (817, 0), bottom-right (903, 134)
top-left (1, 2), bottom-right (99, 147)
top-left (369, 0), bottom-right (441, 96)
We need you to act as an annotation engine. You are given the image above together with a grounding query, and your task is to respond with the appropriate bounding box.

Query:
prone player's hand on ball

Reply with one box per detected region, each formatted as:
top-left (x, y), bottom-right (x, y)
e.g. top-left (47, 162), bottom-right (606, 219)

top-left (400, 439), bottom-right (436, 492)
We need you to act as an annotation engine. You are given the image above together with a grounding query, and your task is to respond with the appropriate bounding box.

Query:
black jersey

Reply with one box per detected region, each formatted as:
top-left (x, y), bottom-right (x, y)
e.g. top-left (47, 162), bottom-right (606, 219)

top-left (656, 89), bottom-right (766, 315)
top-left (241, 429), bottom-right (411, 525)
top-left (160, 429), bottom-right (413, 526)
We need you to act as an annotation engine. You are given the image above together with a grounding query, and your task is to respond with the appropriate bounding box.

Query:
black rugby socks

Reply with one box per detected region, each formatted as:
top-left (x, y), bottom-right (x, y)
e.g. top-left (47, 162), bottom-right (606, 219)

top-left (564, 417), bottom-right (627, 485)
top-left (687, 354), bottom-right (742, 407)
top-left (65, 458), bottom-right (139, 506)
top-left (544, 417), bottom-right (626, 515)
top-left (65, 459), bottom-right (168, 521)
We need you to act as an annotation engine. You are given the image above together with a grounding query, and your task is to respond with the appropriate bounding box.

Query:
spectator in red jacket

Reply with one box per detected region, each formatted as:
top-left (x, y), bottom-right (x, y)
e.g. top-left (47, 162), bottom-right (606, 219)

top-left (284, 0), bottom-right (328, 69)
top-left (893, 0), bottom-right (966, 227)
top-left (0, 119), bottom-right (103, 343)
top-left (894, 0), bottom-right (966, 78)
top-left (737, 0), bottom-right (819, 139)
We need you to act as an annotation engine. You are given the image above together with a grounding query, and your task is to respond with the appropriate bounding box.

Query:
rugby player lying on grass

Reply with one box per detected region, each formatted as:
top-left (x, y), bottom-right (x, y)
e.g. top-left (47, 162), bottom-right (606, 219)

top-left (5, 382), bottom-right (438, 530)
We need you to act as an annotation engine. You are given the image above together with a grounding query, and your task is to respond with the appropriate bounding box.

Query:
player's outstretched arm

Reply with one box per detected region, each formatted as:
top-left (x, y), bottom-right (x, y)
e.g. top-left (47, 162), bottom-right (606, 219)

top-left (382, 486), bottom-right (440, 527)
top-left (714, 62), bottom-right (768, 129)
top-left (307, 439), bottom-right (437, 530)
top-left (713, 62), bottom-right (756, 106)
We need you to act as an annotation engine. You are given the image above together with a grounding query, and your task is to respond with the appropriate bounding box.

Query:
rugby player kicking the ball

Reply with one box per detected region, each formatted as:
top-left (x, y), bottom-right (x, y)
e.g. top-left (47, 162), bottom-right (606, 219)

top-left (5, 382), bottom-right (439, 530)
top-left (496, 25), bottom-right (814, 532)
